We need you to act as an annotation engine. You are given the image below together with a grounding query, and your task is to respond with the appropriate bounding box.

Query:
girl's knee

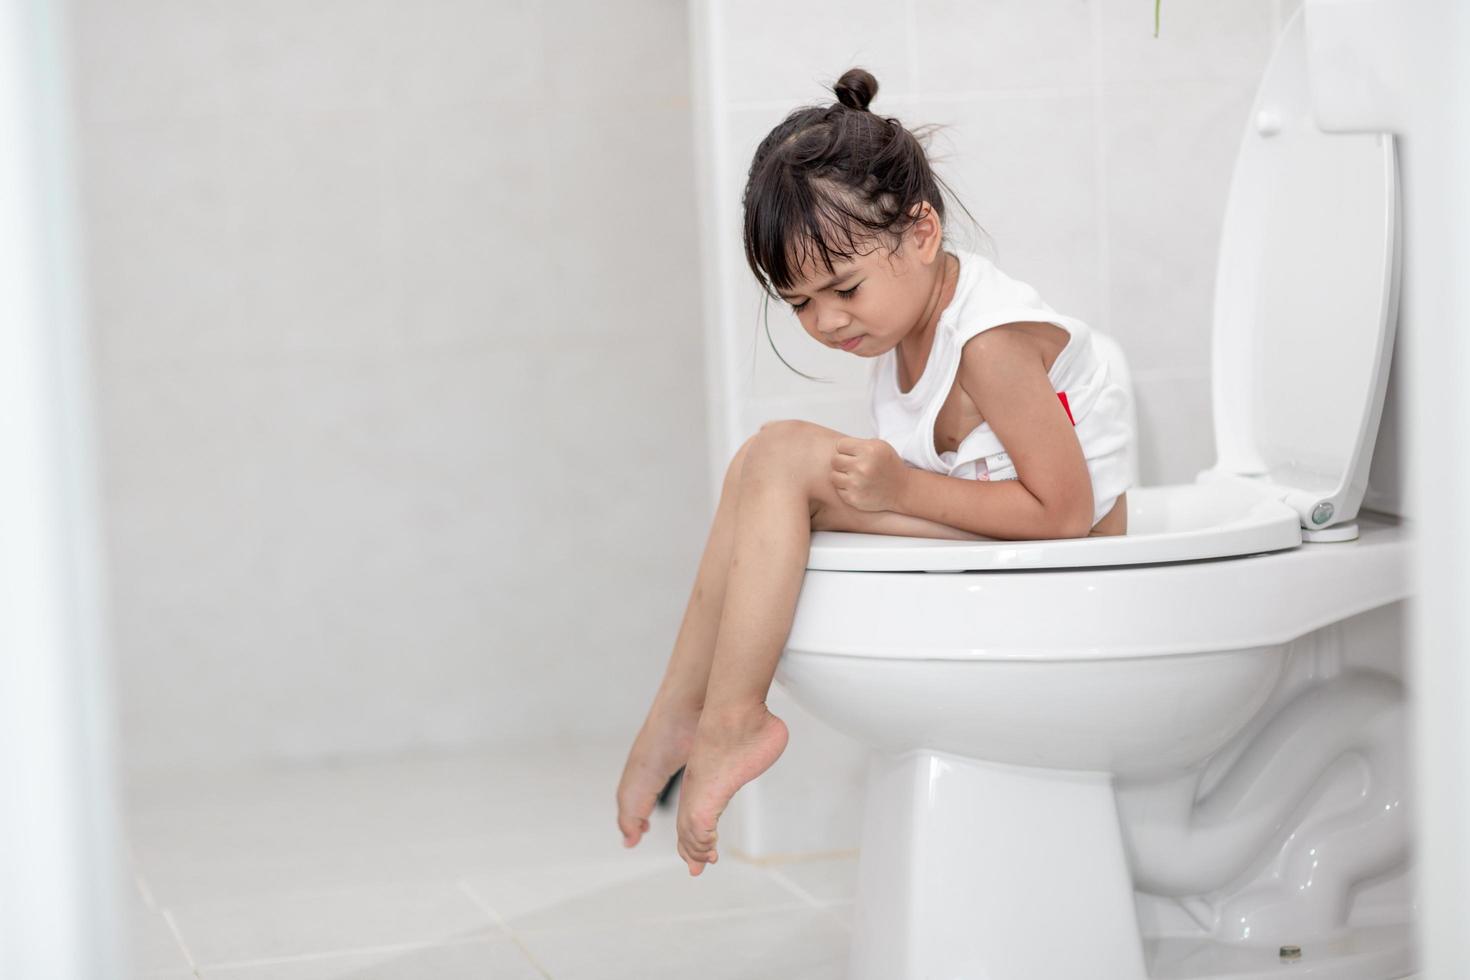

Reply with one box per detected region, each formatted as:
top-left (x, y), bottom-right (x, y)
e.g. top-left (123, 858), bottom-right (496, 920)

top-left (722, 423), bottom-right (818, 505)
top-left (743, 420), bottom-right (822, 475)
top-left (753, 419), bottom-right (822, 450)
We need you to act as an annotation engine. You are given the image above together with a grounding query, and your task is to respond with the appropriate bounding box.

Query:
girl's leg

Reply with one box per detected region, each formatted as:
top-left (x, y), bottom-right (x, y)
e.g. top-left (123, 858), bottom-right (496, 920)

top-left (615, 436), bottom-right (758, 848)
top-left (672, 420), bottom-right (955, 875)
top-left (616, 425), bottom-right (978, 850)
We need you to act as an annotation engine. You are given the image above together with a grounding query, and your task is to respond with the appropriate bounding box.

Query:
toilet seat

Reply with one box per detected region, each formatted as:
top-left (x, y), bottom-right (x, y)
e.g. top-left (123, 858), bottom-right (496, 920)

top-left (806, 480), bottom-right (1302, 572)
top-left (792, 510), bottom-right (1407, 662)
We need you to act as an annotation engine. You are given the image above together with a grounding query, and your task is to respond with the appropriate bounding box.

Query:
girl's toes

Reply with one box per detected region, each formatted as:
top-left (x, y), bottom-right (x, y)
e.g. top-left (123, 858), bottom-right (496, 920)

top-left (678, 835), bottom-right (711, 874)
top-left (679, 846), bottom-right (705, 876)
top-left (617, 811), bottom-right (649, 847)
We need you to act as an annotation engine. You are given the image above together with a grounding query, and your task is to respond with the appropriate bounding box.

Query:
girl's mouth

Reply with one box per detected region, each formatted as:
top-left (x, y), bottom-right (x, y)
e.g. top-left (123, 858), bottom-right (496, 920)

top-left (839, 335), bottom-right (863, 350)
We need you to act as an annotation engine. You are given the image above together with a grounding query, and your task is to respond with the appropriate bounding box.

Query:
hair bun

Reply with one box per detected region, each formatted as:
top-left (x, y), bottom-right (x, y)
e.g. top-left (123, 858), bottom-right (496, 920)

top-left (832, 67), bottom-right (878, 112)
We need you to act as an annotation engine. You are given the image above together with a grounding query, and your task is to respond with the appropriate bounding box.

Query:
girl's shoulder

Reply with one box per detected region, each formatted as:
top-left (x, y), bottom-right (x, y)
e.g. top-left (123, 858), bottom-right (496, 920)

top-left (946, 268), bottom-right (1052, 346)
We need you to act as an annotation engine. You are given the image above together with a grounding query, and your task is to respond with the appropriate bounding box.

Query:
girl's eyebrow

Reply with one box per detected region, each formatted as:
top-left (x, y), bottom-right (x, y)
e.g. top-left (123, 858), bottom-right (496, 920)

top-left (777, 267), bottom-right (857, 300)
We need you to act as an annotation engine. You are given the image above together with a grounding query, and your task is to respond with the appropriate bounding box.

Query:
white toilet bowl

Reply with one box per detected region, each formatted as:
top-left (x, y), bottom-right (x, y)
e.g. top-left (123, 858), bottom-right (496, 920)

top-left (773, 10), bottom-right (1415, 980)
top-left (777, 504), bottom-right (1410, 980)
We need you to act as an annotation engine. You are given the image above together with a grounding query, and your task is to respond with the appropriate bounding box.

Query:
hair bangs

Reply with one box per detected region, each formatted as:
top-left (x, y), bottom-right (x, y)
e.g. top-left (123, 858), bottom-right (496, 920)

top-left (745, 174), bottom-right (884, 298)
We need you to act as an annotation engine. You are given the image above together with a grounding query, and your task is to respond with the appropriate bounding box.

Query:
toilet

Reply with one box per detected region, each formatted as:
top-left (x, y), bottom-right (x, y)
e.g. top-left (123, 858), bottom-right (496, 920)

top-left (773, 10), bottom-right (1415, 980)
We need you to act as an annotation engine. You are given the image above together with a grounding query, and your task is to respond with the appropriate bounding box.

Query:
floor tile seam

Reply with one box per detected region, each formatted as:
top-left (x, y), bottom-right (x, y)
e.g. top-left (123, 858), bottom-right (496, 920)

top-left (139, 865), bottom-right (507, 906)
top-left (723, 84), bottom-right (1098, 115)
top-left (135, 870), bottom-right (160, 911)
top-left (764, 869), bottom-right (859, 928)
top-left (131, 825), bottom-right (604, 857)
top-left (149, 874), bottom-right (498, 912)
top-left (141, 858), bottom-right (680, 909)
top-left (510, 898), bottom-right (818, 935)
top-left (159, 908), bottom-right (200, 972)
top-left (763, 867), bottom-right (828, 909)
top-left (187, 934), bottom-right (504, 973)
top-left (456, 878), bottom-right (554, 980)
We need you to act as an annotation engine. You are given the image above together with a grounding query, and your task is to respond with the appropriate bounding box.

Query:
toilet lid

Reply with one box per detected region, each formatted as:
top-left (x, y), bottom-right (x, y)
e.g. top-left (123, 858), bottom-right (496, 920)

top-left (1208, 7), bottom-right (1401, 531)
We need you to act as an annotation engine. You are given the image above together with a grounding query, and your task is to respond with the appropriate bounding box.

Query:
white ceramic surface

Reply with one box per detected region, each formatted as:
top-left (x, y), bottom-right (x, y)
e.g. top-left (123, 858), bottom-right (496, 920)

top-left (792, 512), bottom-right (1406, 662)
top-left (806, 478), bottom-right (1302, 572)
top-left (771, 8), bottom-right (1414, 978)
top-left (1209, 9), bottom-right (1401, 531)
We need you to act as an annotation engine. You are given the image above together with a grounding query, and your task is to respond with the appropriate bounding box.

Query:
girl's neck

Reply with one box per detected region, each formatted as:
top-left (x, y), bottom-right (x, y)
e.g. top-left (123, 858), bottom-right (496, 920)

top-left (900, 250), bottom-right (959, 364)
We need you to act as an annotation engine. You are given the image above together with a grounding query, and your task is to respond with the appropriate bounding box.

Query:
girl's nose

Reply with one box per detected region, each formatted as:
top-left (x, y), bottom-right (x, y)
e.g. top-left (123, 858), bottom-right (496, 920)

top-left (817, 313), bottom-right (850, 338)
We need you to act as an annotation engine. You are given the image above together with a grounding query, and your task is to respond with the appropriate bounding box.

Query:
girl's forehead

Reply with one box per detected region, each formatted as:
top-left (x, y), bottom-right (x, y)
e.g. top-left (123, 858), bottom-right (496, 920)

top-left (787, 242), bottom-right (880, 287)
top-left (791, 256), bottom-right (859, 286)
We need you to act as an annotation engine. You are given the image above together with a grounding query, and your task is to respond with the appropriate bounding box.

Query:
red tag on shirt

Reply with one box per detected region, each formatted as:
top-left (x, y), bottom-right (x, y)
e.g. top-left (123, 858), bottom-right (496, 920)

top-left (1057, 390), bottom-right (1075, 426)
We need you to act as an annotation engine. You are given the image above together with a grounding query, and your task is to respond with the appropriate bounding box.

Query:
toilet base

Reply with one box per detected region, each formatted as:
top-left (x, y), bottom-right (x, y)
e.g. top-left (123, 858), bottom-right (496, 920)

top-left (1141, 922), bottom-right (1415, 978)
top-left (845, 749), bottom-right (1415, 980)
top-left (849, 749), bottom-right (1148, 980)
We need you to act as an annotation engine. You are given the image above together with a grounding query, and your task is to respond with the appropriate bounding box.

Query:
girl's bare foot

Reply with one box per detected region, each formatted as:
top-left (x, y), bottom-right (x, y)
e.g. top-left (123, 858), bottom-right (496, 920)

top-left (616, 701), bottom-right (702, 848)
top-left (675, 705), bottom-right (790, 875)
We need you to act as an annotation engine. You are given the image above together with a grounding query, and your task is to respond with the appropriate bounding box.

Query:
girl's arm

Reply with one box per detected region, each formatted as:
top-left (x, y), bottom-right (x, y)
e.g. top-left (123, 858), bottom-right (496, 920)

top-left (895, 326), bottom-right (1094, 540)
top-left (895, 468), bottom-right (1089, 540)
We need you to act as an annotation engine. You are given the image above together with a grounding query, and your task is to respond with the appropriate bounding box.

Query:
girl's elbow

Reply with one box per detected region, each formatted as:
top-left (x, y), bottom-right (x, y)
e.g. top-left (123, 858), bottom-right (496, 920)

top-left (1051, 505), bottom-right (1094, 539)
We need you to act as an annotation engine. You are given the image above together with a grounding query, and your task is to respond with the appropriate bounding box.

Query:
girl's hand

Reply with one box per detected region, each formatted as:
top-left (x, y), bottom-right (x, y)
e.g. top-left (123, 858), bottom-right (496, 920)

top-left (830, 437), bottom-right (909, 512)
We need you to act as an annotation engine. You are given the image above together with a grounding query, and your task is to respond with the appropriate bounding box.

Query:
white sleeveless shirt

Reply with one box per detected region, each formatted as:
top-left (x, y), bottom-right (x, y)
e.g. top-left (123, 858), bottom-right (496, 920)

top-left (868, 248), bottom-right (1132, 528)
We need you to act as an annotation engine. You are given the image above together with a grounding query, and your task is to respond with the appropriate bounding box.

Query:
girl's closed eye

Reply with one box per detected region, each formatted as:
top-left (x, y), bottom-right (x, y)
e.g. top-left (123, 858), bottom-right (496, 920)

top-left (790, 283), bottom-right (860, 314)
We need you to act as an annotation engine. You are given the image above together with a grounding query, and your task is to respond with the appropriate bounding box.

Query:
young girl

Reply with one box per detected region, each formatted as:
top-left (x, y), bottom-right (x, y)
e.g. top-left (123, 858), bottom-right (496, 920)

top-left (616, 67), bottom-right (1133, 876)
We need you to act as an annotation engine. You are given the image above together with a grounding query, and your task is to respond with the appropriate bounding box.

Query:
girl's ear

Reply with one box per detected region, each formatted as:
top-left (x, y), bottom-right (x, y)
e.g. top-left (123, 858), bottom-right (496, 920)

top-left (906, 201), bottom-right (943, 263)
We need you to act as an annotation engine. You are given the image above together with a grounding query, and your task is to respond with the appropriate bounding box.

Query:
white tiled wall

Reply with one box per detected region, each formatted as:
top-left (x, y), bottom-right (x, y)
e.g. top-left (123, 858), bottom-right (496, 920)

top-left (697, 0), bottom-right (1303, 483)
top-left (690, 0), bottom-right (1302, 855)
top-left (69, 0), bottom-right (708, 772)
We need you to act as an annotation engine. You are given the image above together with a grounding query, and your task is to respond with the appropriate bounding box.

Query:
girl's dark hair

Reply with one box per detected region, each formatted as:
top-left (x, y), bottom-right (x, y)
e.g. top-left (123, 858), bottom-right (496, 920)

top-left (741, 67), bottom-right (982, 381)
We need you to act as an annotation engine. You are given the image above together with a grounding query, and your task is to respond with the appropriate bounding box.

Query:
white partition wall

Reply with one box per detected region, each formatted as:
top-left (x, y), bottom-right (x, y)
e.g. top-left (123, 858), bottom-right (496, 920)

top-left (0, 0), bottom-right (126, 975)
top-left (1300, 0), bottom-right (1470, 972)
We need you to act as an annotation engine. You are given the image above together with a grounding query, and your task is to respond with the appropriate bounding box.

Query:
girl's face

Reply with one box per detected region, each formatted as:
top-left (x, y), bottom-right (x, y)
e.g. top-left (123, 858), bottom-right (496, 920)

top-left (775, 203), bottom-right (947, 356)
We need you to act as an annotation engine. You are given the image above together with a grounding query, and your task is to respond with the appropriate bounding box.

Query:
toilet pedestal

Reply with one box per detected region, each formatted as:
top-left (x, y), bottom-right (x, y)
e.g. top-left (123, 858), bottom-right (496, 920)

top-left (851, 749), bottom-right (1148, 980)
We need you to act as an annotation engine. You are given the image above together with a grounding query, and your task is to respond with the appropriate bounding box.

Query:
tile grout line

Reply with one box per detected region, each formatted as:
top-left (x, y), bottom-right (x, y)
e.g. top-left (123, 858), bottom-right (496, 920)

top-left (1091, 0), bottom-right (1112, 337)
top-left (456, 879), bottom-right (555, 980)
top-left (727, 84), bottom-right (1096, 114)
top-left (608, 901), bottom-right (817, 928)
top-left (740, 853), bottom-right (861, 935)
top-left (763, 866), bottom-right (827, 909)
top-left (484, 899), bottom-right (820, 936)
top-left (753, 868), bottom-right (857, 935)
top-left (725, 74), bottom-right (1269, 117)
top-left (182, 935), bottom-right (498, 974)
top-left (906, 0), bottom-right (919, 99)
top-left (135, 870), bottom-right (159, 912)
top-left (159, 908), bottom-right (200, 973)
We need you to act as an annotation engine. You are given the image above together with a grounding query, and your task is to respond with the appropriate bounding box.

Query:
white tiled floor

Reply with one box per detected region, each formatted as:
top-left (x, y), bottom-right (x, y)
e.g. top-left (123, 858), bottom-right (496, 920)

top-left (123, 739), bottom-right (856, 979)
